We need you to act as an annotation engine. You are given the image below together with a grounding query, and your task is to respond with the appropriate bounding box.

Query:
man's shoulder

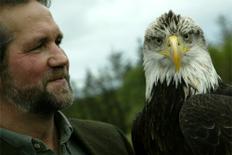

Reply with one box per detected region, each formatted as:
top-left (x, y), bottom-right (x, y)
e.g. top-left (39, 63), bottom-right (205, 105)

top-left (69, 118), bottom-right (117, 132)
top-left (69, 118), bottom-right (125, 143)
top-left (0, 138), bottom-right (23, 155)
top-left (69, 118), bottom-right (134, 155)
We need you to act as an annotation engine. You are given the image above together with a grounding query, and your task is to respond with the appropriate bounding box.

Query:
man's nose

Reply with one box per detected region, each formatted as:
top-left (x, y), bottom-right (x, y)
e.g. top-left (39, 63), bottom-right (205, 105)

top-left (48, 44), bottom-right (69, 68)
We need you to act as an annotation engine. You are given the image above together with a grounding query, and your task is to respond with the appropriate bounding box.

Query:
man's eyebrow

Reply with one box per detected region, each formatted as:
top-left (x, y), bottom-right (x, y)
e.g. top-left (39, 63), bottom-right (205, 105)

top-left (21, 35), bottom-right (47, 49)
top-left (31, 35), bottom-right (48, 44)
top-left (30, 31), bottom-right (62, 43)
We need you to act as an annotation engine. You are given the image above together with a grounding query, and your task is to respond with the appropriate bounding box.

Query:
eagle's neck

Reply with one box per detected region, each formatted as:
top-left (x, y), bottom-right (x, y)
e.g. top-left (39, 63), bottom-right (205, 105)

top-left (144, 50), bottom-right (220, 102)
top-left (146, 81), bottom-right (186, 119)
top-left (143, 81), bottom-right (189, 153)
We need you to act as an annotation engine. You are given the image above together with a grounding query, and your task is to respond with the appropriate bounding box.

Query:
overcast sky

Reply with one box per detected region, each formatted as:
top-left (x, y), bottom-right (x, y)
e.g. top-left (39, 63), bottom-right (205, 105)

top-left (50, 0), bottom-right (232, 88)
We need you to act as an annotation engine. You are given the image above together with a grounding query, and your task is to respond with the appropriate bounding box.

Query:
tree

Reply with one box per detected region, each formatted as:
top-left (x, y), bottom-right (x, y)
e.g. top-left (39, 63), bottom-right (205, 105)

top-left (209, 16), bottom-right (232, 84)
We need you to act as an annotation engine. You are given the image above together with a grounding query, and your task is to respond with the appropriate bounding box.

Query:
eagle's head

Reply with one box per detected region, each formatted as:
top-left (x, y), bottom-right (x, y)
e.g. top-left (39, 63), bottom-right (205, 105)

top-left (143, 11), bottom-right (220, 101)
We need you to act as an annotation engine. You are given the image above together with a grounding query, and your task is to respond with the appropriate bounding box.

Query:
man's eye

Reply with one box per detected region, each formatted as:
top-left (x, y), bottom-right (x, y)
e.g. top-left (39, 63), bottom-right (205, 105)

top-left (31, 43), bottom-right (43, 51)
top-left (55, 36), bottom-right (63, 47)
top-left (29, 39), bottom-right (47, 52)
top-left (55, 39), bottom-right (61, 47)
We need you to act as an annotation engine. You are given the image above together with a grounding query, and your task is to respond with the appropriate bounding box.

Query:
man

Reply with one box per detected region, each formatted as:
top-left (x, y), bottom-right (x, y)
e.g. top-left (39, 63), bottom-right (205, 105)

top-left (0, 0), bottom-right (134, 155)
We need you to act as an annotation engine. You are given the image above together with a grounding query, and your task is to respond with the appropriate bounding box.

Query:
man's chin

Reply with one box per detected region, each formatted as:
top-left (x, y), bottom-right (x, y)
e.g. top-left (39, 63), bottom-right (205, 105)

top-left (29, 92), bottom-right (74, 115)
top-left (47, 85), bottom-right (74, 106)
top-left (7, 86), bottom-right (73, 115)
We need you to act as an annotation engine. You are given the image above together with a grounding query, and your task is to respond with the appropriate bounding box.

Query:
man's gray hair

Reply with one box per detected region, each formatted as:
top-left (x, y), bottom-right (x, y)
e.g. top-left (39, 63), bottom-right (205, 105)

top-left (0, 0), bottom-right (51, 7)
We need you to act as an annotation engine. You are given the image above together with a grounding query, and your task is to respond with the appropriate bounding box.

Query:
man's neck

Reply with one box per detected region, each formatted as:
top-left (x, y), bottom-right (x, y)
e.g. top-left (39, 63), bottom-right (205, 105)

top-left (0, 101), bottom-right (59, 153)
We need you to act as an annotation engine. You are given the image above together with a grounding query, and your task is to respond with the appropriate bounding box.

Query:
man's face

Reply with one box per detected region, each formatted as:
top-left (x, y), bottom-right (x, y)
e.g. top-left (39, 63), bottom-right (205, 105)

top-left (0, 1), bottom-right (73, 113)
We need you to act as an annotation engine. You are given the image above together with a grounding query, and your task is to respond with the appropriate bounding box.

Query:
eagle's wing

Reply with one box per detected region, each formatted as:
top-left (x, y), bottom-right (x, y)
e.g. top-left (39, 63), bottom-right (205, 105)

top-left (179, 94), bottom-right (232, 155)
top-left (214, 83), bottom-right (232, 96)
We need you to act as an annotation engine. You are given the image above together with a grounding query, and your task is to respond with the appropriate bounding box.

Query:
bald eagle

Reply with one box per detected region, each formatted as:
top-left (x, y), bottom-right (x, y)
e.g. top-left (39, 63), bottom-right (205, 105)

top-left (131, 11), bottom-right (232, 155)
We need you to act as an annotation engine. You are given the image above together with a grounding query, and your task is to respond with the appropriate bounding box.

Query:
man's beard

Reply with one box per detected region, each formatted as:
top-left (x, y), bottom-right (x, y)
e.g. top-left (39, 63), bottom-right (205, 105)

top-left (1, 68), bottom-right (74, 114)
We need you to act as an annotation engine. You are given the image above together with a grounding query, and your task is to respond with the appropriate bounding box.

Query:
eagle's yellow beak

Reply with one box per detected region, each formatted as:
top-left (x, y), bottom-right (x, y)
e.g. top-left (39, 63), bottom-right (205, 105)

top-left (161, 35), bottom-right (189, 72)
top-left (168, 35), bottom-right (182, 72)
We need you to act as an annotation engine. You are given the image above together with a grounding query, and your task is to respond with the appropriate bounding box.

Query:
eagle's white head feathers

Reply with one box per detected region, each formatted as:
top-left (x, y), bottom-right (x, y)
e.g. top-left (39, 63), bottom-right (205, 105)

top-left (143, 11), bottom-right (220, 101)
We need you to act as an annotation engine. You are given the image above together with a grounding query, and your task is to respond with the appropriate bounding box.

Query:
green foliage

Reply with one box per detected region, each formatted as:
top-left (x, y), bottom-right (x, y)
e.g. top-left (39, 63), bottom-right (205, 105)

top-left (63, 16), bottom-right (232, 135)
top-left (117, 66), bottom-right (145, 132)
top-left (63, 50), bottom-right (135, 132)
top-left (209, 16), bottom-right (232, 84)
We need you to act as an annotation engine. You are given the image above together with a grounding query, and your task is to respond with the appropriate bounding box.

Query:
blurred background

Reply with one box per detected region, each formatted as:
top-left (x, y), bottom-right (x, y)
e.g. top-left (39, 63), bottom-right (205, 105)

top-left (50, 0), bottom-right (232, 138)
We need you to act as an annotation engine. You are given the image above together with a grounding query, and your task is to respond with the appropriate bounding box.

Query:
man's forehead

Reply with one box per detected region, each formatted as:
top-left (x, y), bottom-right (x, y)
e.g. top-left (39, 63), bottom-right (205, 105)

top-left (0, 1), bottom-right (53, 33)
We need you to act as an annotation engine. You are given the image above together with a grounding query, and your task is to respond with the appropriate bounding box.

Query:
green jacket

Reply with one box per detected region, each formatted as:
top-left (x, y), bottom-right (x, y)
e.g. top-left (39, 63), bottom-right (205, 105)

top-left (0, 119), bottom-right (134, 155)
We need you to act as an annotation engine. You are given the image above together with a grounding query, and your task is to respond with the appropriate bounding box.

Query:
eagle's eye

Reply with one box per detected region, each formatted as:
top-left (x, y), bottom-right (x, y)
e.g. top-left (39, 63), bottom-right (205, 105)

top-left (183, 33), bottom-right (189, 40)
top-left (145, 36), bottom-right (163, 46)
top-left (149, 36), bottom-right (163, 46)
top-left (154, 37), bottom-right (163, 45)
top-left (182, 32), bottom-right (193, 43)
